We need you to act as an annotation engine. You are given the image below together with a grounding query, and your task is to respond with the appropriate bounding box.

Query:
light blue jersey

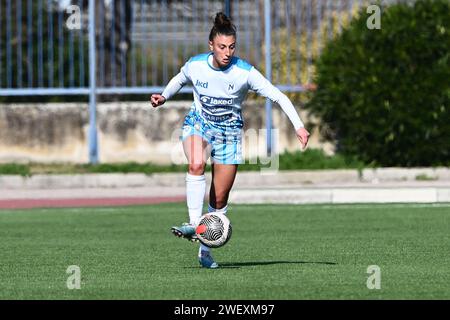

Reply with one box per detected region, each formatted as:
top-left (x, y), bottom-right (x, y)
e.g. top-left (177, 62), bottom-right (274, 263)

top-left (162, 52), bottom-right (304, 130)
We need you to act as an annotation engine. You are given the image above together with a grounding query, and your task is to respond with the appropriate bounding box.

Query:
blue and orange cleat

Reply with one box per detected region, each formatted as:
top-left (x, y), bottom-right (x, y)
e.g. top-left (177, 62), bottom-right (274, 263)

top-left (198, 250), bottom-right (219, 269)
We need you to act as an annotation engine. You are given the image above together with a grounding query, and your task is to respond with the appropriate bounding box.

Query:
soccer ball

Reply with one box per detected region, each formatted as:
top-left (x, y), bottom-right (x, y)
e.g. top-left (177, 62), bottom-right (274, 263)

top-left (195, 213), bottom-right (232, 248)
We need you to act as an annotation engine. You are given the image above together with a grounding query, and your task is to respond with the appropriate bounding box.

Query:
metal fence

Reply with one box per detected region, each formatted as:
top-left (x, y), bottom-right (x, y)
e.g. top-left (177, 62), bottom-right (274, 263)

top-left (0, 0), bottom-right (400, 163)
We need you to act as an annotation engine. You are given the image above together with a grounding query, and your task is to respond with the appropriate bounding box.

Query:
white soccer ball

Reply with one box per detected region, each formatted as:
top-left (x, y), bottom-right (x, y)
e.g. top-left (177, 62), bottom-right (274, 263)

top-left (195, 213), bottom-right (232, 248)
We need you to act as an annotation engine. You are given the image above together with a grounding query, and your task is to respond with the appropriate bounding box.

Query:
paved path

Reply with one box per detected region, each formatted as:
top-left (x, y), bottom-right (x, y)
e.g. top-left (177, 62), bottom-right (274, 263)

top-left (0, 187), bottom-right (186, 209)
top-left (1, 181), bottom-right (449, 209)
top-left (0, 196), bottom-right (185, 209)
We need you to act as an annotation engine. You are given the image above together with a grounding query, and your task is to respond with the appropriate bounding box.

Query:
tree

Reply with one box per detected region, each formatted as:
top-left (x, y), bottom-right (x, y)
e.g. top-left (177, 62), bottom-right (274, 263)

top-left (305, 0), bottom-right (450, 166)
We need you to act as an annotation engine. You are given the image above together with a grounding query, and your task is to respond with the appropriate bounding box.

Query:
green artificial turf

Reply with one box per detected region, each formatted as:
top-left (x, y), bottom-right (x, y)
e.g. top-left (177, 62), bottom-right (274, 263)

top-left (0, 203), bottom-right (449, 299)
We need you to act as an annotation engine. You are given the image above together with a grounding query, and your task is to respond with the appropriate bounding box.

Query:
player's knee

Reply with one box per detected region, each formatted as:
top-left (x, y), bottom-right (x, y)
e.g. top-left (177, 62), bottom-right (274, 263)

top-left (188, 163), bottom-right (205, 175)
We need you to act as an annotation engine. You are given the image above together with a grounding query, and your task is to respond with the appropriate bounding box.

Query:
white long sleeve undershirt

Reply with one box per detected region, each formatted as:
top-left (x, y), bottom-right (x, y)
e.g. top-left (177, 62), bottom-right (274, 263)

top-left (160, 54), bottom-right (304, 131)
top-left (247, 68), bottom-right (304, 130)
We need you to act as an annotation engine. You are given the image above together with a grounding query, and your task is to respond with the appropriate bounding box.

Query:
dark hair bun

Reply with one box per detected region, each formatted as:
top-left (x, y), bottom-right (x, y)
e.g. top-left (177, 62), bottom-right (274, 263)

top-left (214, 12), bottom-right (232, 28)
top-left (209, 12), bottom-right (236, 41)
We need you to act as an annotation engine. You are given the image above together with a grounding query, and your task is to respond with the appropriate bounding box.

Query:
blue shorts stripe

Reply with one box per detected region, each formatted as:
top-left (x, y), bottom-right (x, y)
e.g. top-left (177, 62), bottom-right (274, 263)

top-left (181, 109), bottom-right (242, 164)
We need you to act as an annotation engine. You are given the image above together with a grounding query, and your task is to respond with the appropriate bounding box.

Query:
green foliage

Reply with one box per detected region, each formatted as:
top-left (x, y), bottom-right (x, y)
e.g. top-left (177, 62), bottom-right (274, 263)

top-left (415, 173), bottom-right (438, 181)
top-left (78, 162), bottom-right (188, 174)
top-left (0, 149), bottom-right (367, 176)
top-left (239, 148), bottom-right (366, 171)
top-left (0, 163), bottom-right (30, 176)
top-left (279, 149), bottom-right (365, 170)
top-left (21, 161), bottom-right (188, 175)
top-left (305, 0), bottom-right (450, 167)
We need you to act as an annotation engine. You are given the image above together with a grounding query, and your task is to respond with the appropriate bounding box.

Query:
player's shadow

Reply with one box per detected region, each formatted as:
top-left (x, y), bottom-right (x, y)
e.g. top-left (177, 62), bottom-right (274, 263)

top-left (218, 260), bottom-right (337, 269)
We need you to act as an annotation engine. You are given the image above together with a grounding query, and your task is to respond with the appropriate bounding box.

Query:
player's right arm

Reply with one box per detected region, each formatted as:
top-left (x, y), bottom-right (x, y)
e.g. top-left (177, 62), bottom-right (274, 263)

top-left (150, 61), bottom-right (192, 108)
top-left (247, 67), bottom-right (310, 149)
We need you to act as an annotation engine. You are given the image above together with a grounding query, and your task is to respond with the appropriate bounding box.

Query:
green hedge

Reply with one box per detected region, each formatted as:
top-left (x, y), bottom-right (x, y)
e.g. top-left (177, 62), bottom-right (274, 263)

top-left (0, 149), bottom-right (366, 176)
top-left (305, 0), bottom-right (450, 166)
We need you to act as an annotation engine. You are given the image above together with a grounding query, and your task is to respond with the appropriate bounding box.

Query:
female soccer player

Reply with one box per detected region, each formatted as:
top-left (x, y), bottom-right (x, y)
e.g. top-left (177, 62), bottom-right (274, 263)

top-left (151, 12), bottom-right (309, 269)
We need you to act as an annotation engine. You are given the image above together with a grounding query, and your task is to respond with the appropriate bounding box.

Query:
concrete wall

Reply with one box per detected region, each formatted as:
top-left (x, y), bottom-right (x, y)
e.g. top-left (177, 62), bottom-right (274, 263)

top-left (0, 101), bottom-right (334, 164)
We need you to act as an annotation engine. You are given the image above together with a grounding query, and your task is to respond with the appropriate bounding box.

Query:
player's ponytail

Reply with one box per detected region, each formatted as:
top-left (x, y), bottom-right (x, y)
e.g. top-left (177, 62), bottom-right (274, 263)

top-left (209, 12), bottom-right (236, 41)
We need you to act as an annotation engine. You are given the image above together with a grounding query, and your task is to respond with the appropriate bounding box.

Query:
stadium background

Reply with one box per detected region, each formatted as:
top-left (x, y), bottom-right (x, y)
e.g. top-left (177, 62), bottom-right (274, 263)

top-left (0, 0), bottom-right (449, 300)
top-left (0, 0), bottom-right (384, 164)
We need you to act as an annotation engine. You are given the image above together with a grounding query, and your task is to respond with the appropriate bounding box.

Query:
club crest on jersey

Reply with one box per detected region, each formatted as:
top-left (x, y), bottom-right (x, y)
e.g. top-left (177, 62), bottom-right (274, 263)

top-left (195, 80), bottom-right (208, 88)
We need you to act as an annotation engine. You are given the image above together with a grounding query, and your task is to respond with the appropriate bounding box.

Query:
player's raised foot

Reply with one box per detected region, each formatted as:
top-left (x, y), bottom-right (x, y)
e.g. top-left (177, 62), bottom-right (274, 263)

top-left (171, 223), bottom-right (199, 242)
top-left (198, 250), bottom-right (219, 269)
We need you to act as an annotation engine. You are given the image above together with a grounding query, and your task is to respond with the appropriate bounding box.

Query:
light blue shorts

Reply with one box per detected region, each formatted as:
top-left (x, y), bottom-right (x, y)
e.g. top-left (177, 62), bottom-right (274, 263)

top-left (180, 109), bottom-right (243, 165)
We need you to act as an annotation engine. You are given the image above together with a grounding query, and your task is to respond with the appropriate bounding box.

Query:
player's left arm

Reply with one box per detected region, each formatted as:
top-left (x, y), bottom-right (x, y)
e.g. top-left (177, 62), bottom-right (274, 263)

top-left (247, 67), bottom-right (310, 149)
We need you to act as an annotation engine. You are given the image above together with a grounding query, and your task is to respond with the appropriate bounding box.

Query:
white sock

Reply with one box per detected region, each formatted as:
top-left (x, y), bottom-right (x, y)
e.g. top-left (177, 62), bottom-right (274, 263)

top-left (199, 204), bottom-right (228, 255)
top-left (186, 173), bottom-right (206, 226)
top-left (208, 204), bottom-right (228, 215)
